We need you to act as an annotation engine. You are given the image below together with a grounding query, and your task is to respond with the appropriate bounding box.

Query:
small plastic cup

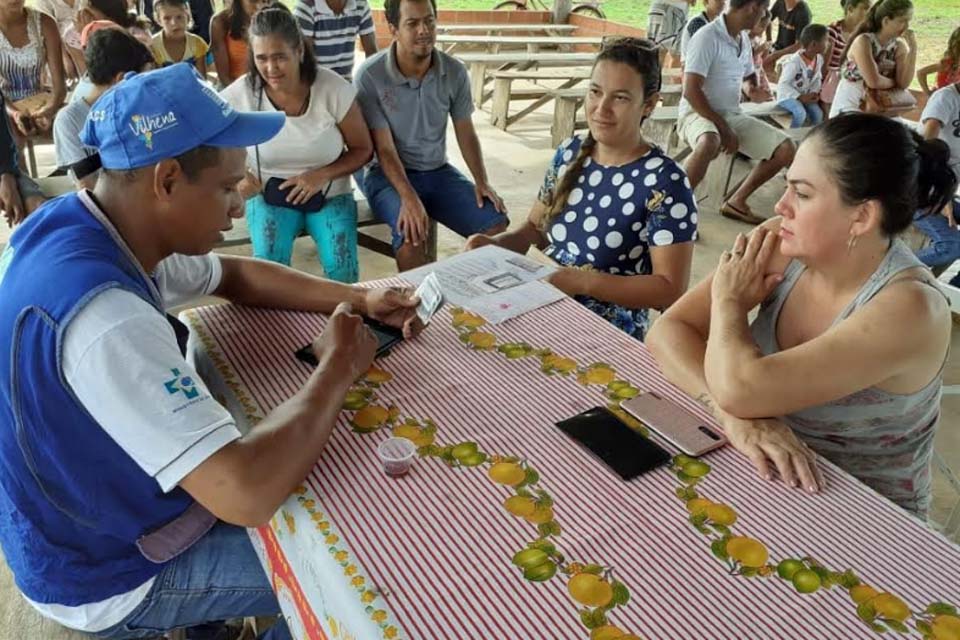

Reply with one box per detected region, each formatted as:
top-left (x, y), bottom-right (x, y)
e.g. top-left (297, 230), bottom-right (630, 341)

top-left (377, 437), bottom-right (417, 477)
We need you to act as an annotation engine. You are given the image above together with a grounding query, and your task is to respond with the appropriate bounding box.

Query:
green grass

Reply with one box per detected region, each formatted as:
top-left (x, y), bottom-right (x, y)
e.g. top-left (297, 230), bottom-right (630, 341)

top-left (437, 0), bottom-right (960, 76)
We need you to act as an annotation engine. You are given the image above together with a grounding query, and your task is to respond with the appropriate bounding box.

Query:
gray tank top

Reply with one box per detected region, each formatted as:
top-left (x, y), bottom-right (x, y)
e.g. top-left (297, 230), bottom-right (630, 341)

top-left (750, 239), bottom-right (946, 518)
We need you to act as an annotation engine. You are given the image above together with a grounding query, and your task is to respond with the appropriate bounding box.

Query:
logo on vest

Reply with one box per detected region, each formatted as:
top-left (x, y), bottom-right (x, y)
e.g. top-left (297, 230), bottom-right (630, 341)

top-left (129, 112), bottom-right (179, 150)
top-left (164, 368), bottom-right (199, 400)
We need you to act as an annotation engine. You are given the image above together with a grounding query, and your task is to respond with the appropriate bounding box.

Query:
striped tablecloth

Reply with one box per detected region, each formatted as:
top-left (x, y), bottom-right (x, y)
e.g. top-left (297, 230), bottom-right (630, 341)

top-left (183, 288), bottom-right (960, 640)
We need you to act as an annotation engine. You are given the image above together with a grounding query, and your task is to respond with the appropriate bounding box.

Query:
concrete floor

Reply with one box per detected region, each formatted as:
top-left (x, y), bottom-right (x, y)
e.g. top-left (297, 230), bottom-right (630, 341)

top-left (6, 91), bottom-right (960, 540)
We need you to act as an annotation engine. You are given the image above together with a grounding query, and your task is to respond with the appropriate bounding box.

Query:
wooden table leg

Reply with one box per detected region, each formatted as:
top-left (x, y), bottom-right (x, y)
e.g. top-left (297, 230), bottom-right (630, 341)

top-left (551, 96), bottom-right (580, 147)
top-left (507, 77), bottom-right (583, 129)
top-left (470, 62), bottom-right (486, 108)
top-left (490, 77), bottom-right (514, 129)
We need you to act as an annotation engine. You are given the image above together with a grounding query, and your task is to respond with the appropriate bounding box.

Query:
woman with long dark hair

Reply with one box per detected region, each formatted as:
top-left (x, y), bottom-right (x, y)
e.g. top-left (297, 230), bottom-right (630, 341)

top-left (209, 0), bottom-right (269, 86)
top-left (220, 5), bottom-right (372, 281)
top-left (648, 113), bottom-right (957, 518)
top-left (829, 0), bottom-right (917, 117)
top-left (820, 0), bottom-right (870, 112)
top-left (466, 38), bottom-right (698, 340)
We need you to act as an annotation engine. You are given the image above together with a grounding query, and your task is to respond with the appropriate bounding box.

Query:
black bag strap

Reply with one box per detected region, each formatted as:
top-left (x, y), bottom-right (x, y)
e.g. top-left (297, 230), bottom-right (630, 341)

top-left (255, 85), bottom-right (263, 185)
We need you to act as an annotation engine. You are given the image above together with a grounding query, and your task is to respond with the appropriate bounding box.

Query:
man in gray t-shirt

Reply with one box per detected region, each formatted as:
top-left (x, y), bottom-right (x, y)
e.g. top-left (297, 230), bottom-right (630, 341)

top-left (354, 0), bottom-right (508, 272)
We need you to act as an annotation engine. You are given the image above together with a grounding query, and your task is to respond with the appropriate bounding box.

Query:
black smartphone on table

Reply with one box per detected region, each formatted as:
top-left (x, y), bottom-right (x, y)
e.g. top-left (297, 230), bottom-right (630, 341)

top-left (294, 317), bottom-right (403, 366)
top-left (555, 406), bottom-right (671, 481)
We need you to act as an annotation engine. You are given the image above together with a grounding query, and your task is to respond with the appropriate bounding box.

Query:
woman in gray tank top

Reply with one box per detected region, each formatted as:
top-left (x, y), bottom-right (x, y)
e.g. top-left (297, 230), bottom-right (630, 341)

top-left (648, 113), bottom-right (957, 518)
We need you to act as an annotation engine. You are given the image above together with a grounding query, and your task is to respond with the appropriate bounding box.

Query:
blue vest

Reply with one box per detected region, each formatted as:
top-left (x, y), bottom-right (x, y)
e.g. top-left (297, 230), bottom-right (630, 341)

top-left (0, 194), bottom-right (196, 605)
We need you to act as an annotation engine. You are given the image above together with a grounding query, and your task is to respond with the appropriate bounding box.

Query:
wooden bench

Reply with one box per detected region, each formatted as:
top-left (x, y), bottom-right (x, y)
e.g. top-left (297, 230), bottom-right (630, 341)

top-left (489, 67), bottom-right (591, 130)
top-left (548, 85), bottom-right (684, 145)
top-left (32, 178), bottom-right (435, 263)
top-left (437, 23), bottom-right (577, 34)
top-left (218, 197), bottom-right (439, 263)
top-left (456, 51), bottom-right (598, 107)
top-left (439, 33), bottom-right (603, 54)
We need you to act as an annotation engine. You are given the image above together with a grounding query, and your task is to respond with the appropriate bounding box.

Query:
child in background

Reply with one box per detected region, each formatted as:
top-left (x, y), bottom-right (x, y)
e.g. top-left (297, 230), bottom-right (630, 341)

top-left (747, 10), bottom-right (773, 98)
top-left (777, 23), bottom-right (827, 127)
top-left (150, 0), bottom-right (208, 74)
top-left (917, 26), bottom-right (960, 95)
top-left (679, 0), bottom-right (725, 63)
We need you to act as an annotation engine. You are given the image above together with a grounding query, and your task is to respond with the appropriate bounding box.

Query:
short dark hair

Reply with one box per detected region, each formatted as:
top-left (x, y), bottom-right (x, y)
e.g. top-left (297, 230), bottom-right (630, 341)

top-left (86, 0), bottom-right (136, 28)
top-left (384, 0), bottom-right (438, 27)
top-left (84, 28), bottom-right (155, 85)
top-left (810, 113), bottom-right (957, 236)
top-left (800, 23), bottom-right (828, 46)
top-left (729, 0), bottom-right (768, 9)
top-left (153, 0), bottom-right (190, 14)
top-left (247, 4), bottom-right (317, 91)
top-left (101, 145), bottom-right (222, 182)
top-left (174, 146), bottom-right (222, 180)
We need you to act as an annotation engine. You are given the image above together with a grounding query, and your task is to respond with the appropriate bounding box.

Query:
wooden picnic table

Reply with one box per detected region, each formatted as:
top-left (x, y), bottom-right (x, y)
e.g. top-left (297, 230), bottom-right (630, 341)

top-left (549, 86), bottom-right (686, 145)
top-left (437, 23), bottom-right (577, 33)
top-left (439, 34), bottom-right (604, 55)
top-left (456, 51), bottom-right (599, 106)
top-left (184, 284), bottom-right (960, 640)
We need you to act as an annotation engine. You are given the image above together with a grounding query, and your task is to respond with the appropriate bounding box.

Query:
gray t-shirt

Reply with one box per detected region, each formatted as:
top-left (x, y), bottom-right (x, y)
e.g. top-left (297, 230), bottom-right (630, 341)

top-left (354, 43), bottom-right (473, 171)
top-left (52, 97), bottom-right (95, 172)
top-left (679, 14), bottom-right (755, 120)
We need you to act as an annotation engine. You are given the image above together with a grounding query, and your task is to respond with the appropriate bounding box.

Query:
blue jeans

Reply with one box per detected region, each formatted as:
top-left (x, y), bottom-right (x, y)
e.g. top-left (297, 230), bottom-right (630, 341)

top-left (94, 523), bottom-right (291, 640)
top-left (778, 99), bottom-right (824, 128)
top-left (246, 192), bottom-right (359, 283)
top-left (359, 163), bottom-right (509, 251)
top-left (914, 201), bottom-right (960, 284)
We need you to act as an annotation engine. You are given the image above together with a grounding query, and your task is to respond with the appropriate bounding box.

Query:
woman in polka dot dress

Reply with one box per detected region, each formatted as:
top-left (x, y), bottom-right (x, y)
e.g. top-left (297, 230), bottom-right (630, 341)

top-left (465, 38), bottom-right (698, 340)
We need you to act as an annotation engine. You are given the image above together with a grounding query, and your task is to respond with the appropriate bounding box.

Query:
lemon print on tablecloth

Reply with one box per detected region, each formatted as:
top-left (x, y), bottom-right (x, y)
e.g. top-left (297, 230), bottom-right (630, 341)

top-left (343, 388), bottom-right (373, 411)
top-left (391, 421), bottom-right (436, 448)
top-left (512, 547), bottom-right (558, 582)
top-left (929, 614), bottom-right (960, 640)
top-left (364, 366), bottom-right (392, 385)
top-left (464, 331), bottom-right (497, 350)
top-left (541, 353), bottom-right (578, 375)
top-left (350, 405), bottom-right (400, 433)
top-left (451, 309), bottom-right (486, 329)
top-left (488, 461), bottom-right (526, 486)
top-left (281, 510), bottom-right (296, 535)
top-left (591, 625), bottom-right (643, 640)
top-left (498, 342), bottom-right (536, 359)
top-left (725, 537), bottom-right (769, 569)
top-left (577, 364), bottom-right (617, 386)
top-left (568, 573), bottom-right (614, 608)
top-left (603, 379), bottom-right (640, 401)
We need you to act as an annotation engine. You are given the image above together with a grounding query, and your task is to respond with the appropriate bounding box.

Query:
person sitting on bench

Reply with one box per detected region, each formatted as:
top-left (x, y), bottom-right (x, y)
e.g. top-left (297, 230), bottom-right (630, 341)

top-left (679, 0), bottom-right (795, 225)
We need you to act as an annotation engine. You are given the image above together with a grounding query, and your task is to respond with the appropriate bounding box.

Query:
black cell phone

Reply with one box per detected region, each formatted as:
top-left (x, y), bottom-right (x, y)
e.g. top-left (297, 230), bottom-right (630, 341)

top-left (556, 406), bottom-right (671, 481)
top-left (294, 317), bottom-right (403, 367)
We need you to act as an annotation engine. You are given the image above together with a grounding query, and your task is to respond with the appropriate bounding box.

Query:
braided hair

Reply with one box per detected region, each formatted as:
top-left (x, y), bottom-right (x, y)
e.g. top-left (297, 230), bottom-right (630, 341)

top-left (542, 37), bottom-right (661, 227)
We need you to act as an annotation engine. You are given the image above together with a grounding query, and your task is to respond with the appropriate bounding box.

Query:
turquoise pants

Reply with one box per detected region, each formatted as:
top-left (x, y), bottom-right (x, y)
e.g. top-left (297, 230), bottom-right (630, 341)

top-left (245, 192), bottom-right (359, 283)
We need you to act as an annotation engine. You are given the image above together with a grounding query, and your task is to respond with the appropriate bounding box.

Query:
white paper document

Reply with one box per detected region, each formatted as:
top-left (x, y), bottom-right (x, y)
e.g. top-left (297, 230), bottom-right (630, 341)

top-left (402, 245), bottom-right (564, 324)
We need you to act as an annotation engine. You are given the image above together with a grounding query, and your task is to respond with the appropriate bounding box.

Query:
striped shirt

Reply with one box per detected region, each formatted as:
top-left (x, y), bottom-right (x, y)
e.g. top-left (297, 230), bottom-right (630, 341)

top-left (293, 0), bottom-right (374, 80)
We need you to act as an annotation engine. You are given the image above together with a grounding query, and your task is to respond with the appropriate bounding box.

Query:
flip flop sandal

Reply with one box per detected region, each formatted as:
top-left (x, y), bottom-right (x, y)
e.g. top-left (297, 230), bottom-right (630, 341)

top-left (720, 202), bottom-right (765, 225)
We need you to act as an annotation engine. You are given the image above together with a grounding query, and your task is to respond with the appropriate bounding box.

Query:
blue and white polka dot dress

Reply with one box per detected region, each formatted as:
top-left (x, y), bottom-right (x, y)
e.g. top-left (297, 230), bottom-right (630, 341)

top-left (538, 135), bottom-right (698, 339)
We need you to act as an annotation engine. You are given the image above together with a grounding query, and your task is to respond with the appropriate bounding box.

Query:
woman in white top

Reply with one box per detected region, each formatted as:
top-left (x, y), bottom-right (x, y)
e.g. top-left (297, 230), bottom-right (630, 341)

top-left (220, 5), bottom-right (373, 282)
top-left (829, 0), bottom-right (916, 118)
top-left (0, 0), bottom-right (65, 137)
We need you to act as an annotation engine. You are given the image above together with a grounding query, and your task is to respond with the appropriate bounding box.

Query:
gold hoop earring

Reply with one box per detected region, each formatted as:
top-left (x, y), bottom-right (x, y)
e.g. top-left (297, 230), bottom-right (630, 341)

top-left (846, 233), bottom-right (859, 255)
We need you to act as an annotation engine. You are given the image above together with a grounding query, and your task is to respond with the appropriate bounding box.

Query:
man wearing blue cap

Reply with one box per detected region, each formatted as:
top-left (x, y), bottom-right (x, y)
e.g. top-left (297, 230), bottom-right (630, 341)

top-left (0, 63), bottom-right (420, 639)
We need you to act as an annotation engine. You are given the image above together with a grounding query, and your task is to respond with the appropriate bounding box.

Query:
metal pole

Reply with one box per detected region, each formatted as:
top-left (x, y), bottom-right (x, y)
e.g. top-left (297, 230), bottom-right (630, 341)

top-left (552, 0), bottom-right (572, 23)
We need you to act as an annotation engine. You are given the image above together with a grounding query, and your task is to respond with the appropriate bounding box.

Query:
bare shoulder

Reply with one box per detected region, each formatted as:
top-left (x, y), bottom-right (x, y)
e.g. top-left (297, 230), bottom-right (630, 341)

top-left (870, 268), bottom-right (951, 333)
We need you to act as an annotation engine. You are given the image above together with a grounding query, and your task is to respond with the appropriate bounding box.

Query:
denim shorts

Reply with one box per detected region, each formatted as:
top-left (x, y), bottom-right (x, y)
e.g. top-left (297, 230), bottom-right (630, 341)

top-left (359, 163), bottom-right (508, 251)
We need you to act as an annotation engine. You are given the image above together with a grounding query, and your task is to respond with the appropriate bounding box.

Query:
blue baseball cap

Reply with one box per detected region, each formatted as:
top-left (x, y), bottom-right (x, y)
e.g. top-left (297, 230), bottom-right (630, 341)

top-left (81, 63), bottom-right (284, 170)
